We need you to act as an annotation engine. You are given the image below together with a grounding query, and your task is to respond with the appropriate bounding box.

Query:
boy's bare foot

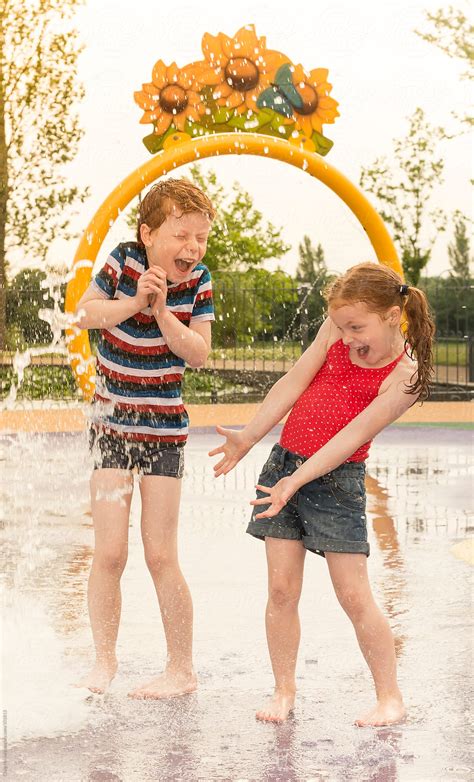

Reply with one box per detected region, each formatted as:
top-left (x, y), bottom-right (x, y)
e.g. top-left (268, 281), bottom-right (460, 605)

top-left (256, 690), bottom-right (295, 723)
top-left (74, 660), bottom-right (118, 694)
top-left (355, 697), bottom-right (406, 727)
top-left (128, 670), bottom-right (197, 700)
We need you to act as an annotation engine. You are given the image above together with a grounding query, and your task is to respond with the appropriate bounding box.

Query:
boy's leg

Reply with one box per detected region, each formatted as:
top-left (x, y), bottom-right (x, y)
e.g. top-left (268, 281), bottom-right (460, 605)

top-left (76, 468), bottom-right (133, 693)
top-left (325, 552), bottom-right (406, 726)
top-left (128, 474), bottom-right (196, 699)
top-left (257, 537), bottom-right (306, 723)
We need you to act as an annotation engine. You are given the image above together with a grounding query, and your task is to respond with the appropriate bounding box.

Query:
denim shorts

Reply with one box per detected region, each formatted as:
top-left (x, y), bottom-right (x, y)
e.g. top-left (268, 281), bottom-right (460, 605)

top-left (89, 429), bottom-right (184, 478)
top-left (246, 443), bottom-right (369, 557)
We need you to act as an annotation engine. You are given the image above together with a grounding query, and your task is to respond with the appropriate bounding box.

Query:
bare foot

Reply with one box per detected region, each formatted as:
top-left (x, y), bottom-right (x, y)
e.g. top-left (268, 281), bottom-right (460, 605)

top-left (355, 697), bottom-right (406, 727)
top-left (256, 690), bottom-right (295, 723)
top-left (74, 660), bottom-right (117, 694)
top-left (128, 670), bottom-right (197, 700)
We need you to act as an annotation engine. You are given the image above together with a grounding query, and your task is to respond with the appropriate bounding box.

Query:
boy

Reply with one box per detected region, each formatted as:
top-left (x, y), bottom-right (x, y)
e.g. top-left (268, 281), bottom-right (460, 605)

top-left (75, 179), bottom-right (215, 698)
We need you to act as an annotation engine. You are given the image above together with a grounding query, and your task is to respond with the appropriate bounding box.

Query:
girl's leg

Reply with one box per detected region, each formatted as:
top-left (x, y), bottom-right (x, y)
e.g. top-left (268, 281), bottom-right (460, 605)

top-left (325, 552), bottom-right (406, 726)
top-left (128, 475), bottom-right (196, 699)
top-left (257, 537), bottom-right (306, 723)
top-left (75, 468), bottom-right (133, 693)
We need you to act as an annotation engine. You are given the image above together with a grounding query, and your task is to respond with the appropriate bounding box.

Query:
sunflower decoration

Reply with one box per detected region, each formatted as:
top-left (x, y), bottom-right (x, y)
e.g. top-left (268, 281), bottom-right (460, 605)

top-left (134, 26), bottom-right (339, 156)
top-left (194, 26), bottom-right (287, 115)
top-left (257, 62), bottom-right (339, 152)
top-left (134, 61), bottom-right (206, 153)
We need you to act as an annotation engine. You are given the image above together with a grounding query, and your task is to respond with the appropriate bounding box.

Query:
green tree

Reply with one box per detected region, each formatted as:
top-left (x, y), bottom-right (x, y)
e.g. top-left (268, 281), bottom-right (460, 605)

top-left (6, 267), bottom-right (64, 349)
top-left (212, 267), bottom-right (297, 347)
top-left (360, 108), bottom-right (446, 285)
top-left (127, 165), bottom-right (290, 272)
top-left (295, 235), bottom-right (330, 338)
top-left (0, 0), bottom-right (88, 349)
top-left (415, 6), bottom-right (473, 129)
top-left (448, 212), bottom-right (473, 284)
top-left (188, 166), bottom-right (291, 271)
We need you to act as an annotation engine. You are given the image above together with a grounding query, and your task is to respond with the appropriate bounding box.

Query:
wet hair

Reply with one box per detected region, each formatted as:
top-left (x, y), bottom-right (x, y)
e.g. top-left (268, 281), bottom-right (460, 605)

top-left (324, 262), bottom-right (435, 401)
top-left (136, 178), bottom-right (216, 246)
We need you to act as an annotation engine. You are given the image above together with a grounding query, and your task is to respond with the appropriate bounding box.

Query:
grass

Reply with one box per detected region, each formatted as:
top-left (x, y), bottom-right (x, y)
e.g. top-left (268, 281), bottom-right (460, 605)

top-left (433, 341), bottom-right (468, 367)
top-left (1, 339), bottom-right (470, 401)
top-left (209, 340), bottom-right (302, 363)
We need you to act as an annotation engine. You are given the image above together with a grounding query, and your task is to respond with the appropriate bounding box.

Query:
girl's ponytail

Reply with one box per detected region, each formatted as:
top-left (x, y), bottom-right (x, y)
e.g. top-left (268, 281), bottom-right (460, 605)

top-left (403, 286), bottom-right (435, 400)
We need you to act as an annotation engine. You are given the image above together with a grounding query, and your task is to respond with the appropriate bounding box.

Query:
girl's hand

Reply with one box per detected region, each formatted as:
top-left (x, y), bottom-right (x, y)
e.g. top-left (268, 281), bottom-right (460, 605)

top-left (135, 268), bottom-right (166, 311)
top-left (250, 476), bottom-right (297, 518)
top-left (208, 425), bottom-right (253, 477)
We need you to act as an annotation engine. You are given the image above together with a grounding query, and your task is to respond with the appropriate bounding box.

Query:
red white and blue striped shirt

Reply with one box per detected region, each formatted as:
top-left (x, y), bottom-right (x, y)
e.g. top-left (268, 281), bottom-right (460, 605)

top-left (90, 242), bottom-right (214, 443)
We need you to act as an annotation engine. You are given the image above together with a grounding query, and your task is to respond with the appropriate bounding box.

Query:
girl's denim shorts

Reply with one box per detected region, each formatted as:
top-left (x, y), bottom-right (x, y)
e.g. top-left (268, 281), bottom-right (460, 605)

top-left (247, 443), bottom-right (369, 557)
top-left (89, 428), bottom-right (184, 478)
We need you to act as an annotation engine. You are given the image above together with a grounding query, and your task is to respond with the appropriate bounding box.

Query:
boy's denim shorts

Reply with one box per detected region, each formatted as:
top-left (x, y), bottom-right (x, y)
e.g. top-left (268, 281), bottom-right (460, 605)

top-left (89, 428), bottom-right (184, 478)
top-left (247, 443), bottom-right (369, 557)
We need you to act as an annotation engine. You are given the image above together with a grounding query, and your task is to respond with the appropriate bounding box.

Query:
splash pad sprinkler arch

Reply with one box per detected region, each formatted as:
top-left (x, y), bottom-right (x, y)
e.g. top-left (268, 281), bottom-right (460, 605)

top-left (65, 25), bottom-right (403, 399)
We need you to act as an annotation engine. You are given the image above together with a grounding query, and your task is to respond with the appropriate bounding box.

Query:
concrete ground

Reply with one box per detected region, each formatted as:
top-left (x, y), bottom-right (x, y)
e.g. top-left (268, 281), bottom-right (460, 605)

top-left (0, 401), bottom-right (472, 434)
top-left (1, 425), bottom-right (472, 781)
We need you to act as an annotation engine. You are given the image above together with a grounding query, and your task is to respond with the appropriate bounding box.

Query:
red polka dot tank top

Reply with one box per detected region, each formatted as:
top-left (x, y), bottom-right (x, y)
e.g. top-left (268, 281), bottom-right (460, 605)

top-left (280, 339), bottom-right (405, 462)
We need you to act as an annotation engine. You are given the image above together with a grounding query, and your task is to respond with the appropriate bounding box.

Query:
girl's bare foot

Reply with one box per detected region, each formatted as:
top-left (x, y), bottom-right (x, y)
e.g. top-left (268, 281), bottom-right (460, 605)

top-left (128, 670), bottom-right (197, 700)
top-left (256, 690), bottom-right (295, 723)
top-left (355, 697), bottom-right (406, 727)
top-left (74, 660), bottom-right (118, 694)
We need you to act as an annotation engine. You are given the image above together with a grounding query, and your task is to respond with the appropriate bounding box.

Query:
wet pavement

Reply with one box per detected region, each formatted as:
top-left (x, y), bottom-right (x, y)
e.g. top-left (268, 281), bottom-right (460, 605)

top-left (0, 426), bottom-right (472, 781)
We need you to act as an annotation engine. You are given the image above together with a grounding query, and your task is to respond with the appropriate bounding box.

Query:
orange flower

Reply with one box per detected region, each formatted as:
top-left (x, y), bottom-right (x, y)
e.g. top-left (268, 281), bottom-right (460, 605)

top-left (193, 25), bottom-right (288, 115)
top-left (289, 64), bottom-right (339, 137)
top-left (134, 61), bottom-right (206, 134)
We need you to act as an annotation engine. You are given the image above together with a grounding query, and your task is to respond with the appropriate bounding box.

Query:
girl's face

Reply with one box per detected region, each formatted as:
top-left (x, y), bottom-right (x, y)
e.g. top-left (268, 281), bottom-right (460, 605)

top-left (140, 207), bottom-right (211, 282)
top-left (328, 300), bottom-right (403, 366)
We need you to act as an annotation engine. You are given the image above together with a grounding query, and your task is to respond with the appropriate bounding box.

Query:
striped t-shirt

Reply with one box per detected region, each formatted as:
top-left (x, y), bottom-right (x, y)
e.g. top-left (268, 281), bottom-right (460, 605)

top-left (90, 242), bottom-right (214, 444)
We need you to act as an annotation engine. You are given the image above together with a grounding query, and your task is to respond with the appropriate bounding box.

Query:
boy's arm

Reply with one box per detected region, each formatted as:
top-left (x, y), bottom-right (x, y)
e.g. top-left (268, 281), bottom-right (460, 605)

top-left (253, 366), bottom-right (418, 517)
top-left (153, 310), bottom-right (211, 368)
top-left (210, 317), bottom-right (338, 476)
top-left (75, 285), bottom-right (144, 330)
top-left (75, 265), bottom-right (163, 330)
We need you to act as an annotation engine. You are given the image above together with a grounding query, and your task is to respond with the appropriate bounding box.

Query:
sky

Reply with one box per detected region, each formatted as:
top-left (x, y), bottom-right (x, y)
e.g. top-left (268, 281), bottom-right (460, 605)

top-left (45, 0), bottom-right (472, 278)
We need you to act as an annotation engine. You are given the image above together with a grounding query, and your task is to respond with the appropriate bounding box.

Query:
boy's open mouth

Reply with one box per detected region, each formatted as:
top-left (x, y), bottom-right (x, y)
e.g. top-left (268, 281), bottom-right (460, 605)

top-left (174, 258), bottom-right (196, 273)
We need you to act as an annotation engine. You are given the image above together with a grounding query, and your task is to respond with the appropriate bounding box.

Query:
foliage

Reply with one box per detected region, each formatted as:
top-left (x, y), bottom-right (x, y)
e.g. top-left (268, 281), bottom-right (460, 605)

top-left (213, 267), bottom-right (298, 347)
top-left (419, 274), bottom-right (473, 336)
top-left (360, 108), bottom-right (446, 285)
top-left (448, 212), bottom-right (473, 284)
top-left (126, 165), bottom-right (290, 272)
top-left (415, 6), bottom-right (473, 130)
top-left (0, 0), bottom-right (88, 348)
top-left (415, 6), bottom-right (474, 80)
top-left (295, 235), bottom-right (331, 337)
top-left (6, 267), bottom-right (65, 349)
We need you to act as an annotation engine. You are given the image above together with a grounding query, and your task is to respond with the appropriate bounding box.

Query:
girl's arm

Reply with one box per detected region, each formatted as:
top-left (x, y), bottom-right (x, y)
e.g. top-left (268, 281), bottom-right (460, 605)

top-left (209, 317), bottom-right (339, 476)
top-left (253, 365), bottom-right (418, 517)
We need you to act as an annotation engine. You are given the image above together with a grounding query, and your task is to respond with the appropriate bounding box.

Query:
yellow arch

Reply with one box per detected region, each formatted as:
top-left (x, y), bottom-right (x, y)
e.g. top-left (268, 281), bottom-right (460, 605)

top-left (65, 132), bottom-right (402, 399)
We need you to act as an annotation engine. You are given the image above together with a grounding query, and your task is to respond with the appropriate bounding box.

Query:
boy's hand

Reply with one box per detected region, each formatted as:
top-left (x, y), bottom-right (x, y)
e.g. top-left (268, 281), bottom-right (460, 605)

top-left (148, 266), bottom-right (168, 317)
top-left (135, 268), bottom-right (167, 312)
top-left (208, 425), bottom-right (253, 477)
top-left (250, 476), bottom-right (297, 518)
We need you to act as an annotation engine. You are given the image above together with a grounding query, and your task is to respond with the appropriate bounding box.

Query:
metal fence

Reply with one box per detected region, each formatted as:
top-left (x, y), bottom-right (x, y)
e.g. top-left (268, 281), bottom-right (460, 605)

top-left (1, 275), bottom-right (473, 402)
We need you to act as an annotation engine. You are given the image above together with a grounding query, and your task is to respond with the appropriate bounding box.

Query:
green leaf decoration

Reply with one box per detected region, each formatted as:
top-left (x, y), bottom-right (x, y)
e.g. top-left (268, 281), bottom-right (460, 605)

top-left (213, 106), bottom-right (234, 124)
top-left (142, 124), bottom-right (179, 153)
top-left (311, 130), bottom-right (333, 156)
top-left (143, 132), bottom-right (165, 154)
top-left (228, 113), bottom-right (254, 130)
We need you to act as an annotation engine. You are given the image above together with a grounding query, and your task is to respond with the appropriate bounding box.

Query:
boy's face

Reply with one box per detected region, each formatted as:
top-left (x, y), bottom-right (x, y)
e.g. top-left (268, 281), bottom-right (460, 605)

top-left (140, 206), bottom-right (211, 282)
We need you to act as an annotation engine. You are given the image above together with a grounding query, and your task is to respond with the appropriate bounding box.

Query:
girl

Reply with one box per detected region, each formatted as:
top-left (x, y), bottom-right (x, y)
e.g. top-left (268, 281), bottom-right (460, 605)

top-left (209, 262), bottom-right (435, 727)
